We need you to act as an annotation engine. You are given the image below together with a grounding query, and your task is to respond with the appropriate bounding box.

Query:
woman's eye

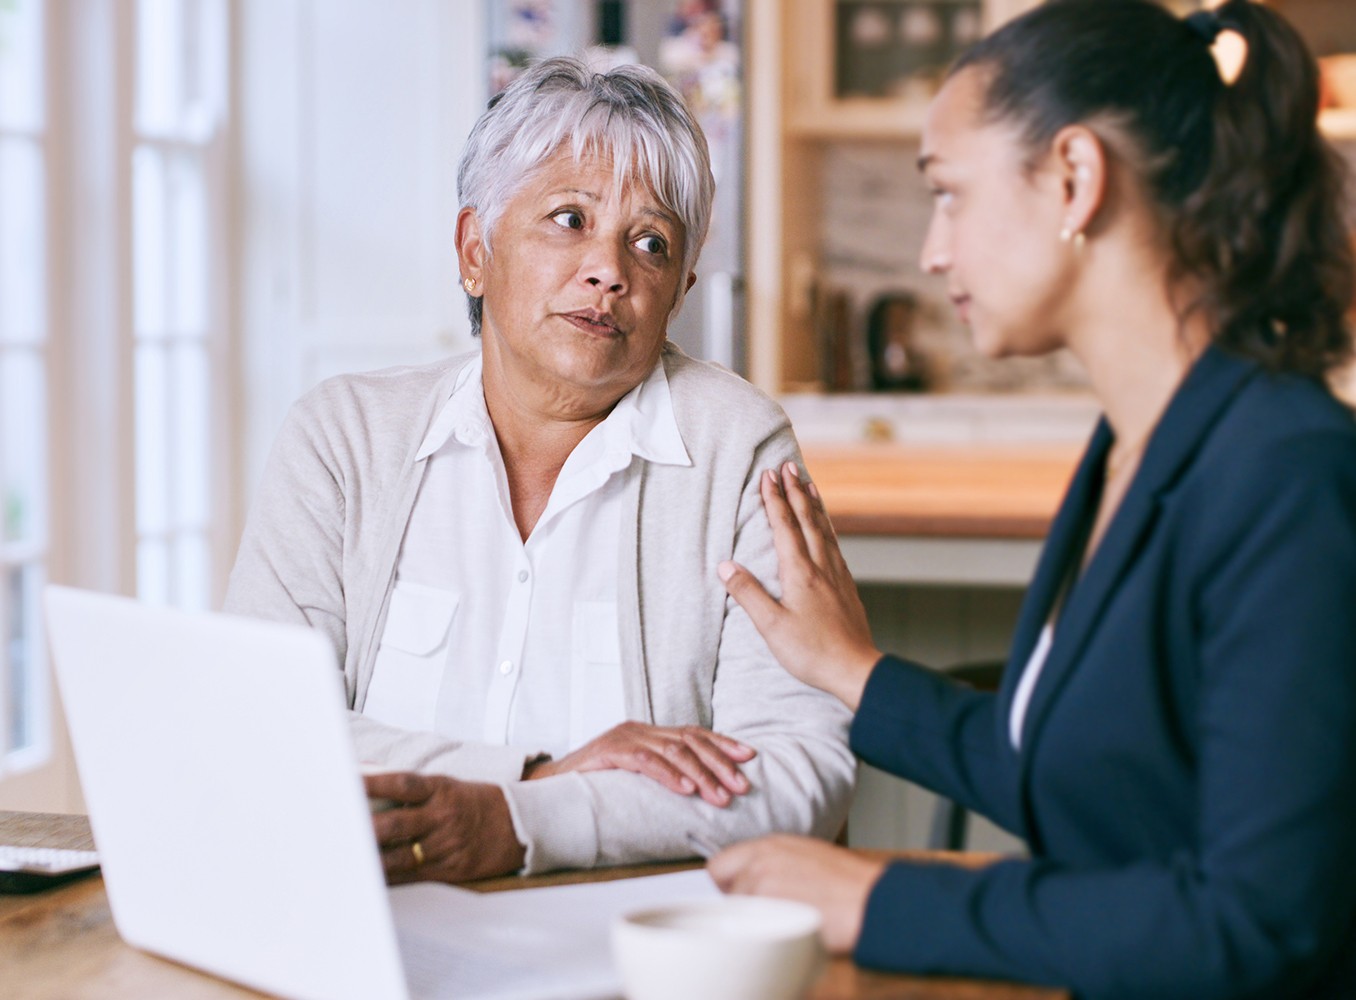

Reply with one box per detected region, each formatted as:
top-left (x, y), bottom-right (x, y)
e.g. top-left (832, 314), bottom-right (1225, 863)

top-left (633, 234), bottom-right (667, 256)
top-left (550, 210), bottom-right (584, 230)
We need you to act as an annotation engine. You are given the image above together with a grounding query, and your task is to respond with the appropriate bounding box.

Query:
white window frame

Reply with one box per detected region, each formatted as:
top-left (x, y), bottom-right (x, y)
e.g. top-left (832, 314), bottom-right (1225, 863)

top-left (0, 0), bottom-right (238, 810)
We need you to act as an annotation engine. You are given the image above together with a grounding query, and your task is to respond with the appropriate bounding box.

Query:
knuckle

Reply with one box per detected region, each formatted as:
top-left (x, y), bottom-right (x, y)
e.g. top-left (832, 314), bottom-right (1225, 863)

top-left (633, 749), bottom-right (659, 768)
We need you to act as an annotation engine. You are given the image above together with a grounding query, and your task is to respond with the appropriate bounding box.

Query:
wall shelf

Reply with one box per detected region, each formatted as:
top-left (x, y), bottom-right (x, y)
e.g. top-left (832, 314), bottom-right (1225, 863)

top-left (747, 0), bottom-right (1356, 396)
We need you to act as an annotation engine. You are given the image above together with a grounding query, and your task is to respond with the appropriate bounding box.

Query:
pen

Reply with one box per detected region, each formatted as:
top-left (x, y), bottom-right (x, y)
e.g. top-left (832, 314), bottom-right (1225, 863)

top-left (685, 832), bottom-right (722, 859)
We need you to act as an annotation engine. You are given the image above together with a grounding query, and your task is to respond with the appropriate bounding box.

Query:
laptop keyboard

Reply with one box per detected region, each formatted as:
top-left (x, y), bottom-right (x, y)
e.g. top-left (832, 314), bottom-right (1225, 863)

top-left (0, 845), bottom-right (99, 874)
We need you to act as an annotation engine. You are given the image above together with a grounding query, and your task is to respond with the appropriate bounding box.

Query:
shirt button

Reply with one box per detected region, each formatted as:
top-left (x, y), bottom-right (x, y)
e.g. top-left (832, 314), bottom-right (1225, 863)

top-left (498, 660), bottom-right (514, 676)
top-left (517, 569), bottom-right (529, 583)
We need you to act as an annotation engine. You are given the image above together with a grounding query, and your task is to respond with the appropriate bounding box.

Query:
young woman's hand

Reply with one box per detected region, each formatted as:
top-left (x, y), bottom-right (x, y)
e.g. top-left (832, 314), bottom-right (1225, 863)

top-left (719, 462), bottom-right (881, 710)
top-left (707, 834), bottom-right (886, 954)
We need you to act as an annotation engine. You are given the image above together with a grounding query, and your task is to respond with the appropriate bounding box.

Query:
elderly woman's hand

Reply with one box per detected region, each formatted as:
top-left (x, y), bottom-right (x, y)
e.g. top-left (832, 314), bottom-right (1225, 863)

top-left (718, 462), bottom-right (882, 711)
top-left (366, 772), bottom-right (526, 883)
top-left (707, 834), bottom-right (886, 954)
top-left (523, 721), bottom-right (756, 807)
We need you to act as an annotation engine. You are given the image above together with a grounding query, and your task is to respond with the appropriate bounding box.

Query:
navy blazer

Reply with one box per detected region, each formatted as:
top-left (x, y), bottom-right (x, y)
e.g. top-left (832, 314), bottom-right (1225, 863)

top-left (850, 346), bottom-right (1356, 999)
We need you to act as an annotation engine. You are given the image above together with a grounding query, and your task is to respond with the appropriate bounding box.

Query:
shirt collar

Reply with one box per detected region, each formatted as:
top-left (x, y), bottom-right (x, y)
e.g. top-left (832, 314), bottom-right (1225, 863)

top-left (415, 352), bottom-right (692, 468)
top-left (611, 355), bottom-right (692, 468)
top-left (415, 354), bottom-right (492, 460)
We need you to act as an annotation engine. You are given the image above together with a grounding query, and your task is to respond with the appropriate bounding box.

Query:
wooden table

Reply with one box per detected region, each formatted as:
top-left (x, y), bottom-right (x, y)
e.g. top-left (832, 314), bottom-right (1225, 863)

top-left (1, 812), bottom-right (1066, 1000)
top-left (801, 445), bottom-right (1080, 587)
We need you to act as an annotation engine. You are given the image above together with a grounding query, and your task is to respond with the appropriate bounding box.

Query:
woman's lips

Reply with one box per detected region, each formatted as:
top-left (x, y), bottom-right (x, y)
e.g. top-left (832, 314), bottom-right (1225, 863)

top-left (951, 295), bottom-right (971, 324)
top-left (562, 311), bottom-right (622, 336)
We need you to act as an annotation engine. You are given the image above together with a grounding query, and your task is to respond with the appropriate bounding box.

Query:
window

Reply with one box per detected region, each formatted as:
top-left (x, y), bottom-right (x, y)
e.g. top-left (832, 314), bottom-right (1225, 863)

top-left (0, 0), bottom-right (232, 803)
top-left (133, 0), bottom-right (227, 610)
top-left (0, 0), bottom-right (51, 773)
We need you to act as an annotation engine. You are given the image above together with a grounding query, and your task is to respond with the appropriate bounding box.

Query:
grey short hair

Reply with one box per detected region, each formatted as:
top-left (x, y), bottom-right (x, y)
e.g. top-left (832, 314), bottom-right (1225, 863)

top-left (457, 57), bottom-right (715, 336)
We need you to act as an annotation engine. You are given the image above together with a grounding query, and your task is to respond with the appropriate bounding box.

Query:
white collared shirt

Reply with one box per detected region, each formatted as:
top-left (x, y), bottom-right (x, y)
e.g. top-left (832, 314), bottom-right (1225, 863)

top-left (362, 354), bottom-right (691, 762)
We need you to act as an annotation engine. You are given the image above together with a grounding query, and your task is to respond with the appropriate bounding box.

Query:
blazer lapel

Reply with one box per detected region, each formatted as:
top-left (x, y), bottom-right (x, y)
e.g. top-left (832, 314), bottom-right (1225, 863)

top-left (1014, 346), bottom-right (1259, 765)
top-left (996, 420), bottom-right (1111, 709)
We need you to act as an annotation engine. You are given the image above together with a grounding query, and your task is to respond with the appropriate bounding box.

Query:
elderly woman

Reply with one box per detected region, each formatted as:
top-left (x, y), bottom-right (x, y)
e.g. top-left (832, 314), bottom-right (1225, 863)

top-left (224, 57), bottom-right (853, 881)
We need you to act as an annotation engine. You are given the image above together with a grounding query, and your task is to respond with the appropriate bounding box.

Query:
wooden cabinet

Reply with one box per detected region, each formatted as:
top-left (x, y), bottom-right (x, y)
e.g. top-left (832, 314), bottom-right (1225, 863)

top-left (744, 0), bottom-right (1035, 395)
top-left (782, 0), bottom-right (1029, 140)
top-left (745, 0), bottom-right (1356, 396)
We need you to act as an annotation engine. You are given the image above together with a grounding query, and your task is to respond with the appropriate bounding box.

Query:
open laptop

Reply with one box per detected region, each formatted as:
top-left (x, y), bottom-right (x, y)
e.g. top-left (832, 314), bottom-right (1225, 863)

top-left (45, 585), bottom-right (412, 999)
top-left (44, 585), bottom-right (717, 1000)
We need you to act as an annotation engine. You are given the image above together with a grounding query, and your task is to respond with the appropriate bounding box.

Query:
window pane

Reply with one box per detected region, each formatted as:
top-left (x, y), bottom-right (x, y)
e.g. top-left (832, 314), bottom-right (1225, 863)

top-left (0, 0), bottom-right (44, 131)
top-left (172, 532), bottom-right (210, 611)
top-left (137, 538), bottom-right (170, 606)
top-left (0, 349), bottom-right (47, 545)
top-left (135, 344), bottom-right (170, 535)
top-left (169, 151), bottom-right (207, 335)
top-left (135, 0), bottom-right (184, 136)
top-left (133, 146), bottom-right (168, 339)
top-left (6, 562), bottom-right (46, 754)
top-left (136, 0), bottom-right (224, 140)
top-left (172, 341), bottom-right (209, 526)
top-left (0, 138), bottom-right (46, 344)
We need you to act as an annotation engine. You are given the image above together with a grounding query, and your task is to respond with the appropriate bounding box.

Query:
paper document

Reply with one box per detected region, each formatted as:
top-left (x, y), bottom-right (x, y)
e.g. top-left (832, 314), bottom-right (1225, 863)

top-left (389, 868), bottom-right (720, 1000)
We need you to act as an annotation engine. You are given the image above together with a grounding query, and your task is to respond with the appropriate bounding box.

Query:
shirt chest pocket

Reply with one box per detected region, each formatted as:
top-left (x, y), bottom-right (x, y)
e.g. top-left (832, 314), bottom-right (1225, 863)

top-left (363, 581), bottom-right (460, 732)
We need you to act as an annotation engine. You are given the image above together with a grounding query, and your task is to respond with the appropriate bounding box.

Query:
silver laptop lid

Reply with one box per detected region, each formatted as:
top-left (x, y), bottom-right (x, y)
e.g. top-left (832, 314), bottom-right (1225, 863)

top-left (44, 585), bottom-right (409, 1000)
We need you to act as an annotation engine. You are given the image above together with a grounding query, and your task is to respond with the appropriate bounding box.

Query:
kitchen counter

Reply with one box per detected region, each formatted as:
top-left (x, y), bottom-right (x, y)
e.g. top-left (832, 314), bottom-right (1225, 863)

top-left (799, 443), bottom-right (1082, 587)
top-left (802, 443), bottom-right (1080, 538)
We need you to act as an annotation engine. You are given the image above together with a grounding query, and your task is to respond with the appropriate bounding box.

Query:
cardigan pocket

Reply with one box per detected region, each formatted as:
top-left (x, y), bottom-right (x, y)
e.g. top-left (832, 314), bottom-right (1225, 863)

top-left (363, 580), bottom-right (460, 732)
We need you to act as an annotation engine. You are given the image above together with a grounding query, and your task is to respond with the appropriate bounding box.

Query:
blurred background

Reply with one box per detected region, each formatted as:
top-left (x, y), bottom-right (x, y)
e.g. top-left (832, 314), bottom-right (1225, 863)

top-left (1, 0), bottom-right (1353, 829)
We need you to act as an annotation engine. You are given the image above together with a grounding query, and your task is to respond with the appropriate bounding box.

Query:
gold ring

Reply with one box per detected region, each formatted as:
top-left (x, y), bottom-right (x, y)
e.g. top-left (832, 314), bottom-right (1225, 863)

top-left (411, 840), bottom-right (425, 866)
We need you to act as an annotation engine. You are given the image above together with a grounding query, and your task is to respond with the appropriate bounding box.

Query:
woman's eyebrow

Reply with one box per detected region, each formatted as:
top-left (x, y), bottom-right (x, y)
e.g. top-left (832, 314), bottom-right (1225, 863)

top-left (638, 206), bottom-right (678, 227)
top-left (548, 187), bottom-right (601, 201)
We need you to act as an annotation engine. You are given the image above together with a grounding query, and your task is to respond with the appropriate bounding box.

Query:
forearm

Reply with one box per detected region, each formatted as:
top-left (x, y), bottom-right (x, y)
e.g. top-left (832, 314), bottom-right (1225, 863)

top-left (850, 655), bottom-right (1021, 835)
top-left (857, 855), bottom-right (1344, 1000)
top-left (350, 713), bottom-right (541, 786)
top-left (502, 734), bottom-right (856, 874)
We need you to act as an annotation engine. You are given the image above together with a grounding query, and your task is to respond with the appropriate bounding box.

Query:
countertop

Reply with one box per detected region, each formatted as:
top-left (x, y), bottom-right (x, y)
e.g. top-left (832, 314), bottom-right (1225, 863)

top-left (801, 443), bottom-right (1082, 539)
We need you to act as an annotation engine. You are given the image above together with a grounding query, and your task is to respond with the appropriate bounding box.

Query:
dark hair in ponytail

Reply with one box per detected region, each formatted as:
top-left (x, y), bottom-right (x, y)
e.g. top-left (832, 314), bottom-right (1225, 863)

top-left (952, 0), bottom-right (1353, 377)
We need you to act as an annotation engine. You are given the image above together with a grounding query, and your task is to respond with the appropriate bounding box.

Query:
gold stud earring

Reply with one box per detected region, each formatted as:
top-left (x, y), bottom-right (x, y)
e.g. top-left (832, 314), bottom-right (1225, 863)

top-left (463, 276), bottom-right (477, 294)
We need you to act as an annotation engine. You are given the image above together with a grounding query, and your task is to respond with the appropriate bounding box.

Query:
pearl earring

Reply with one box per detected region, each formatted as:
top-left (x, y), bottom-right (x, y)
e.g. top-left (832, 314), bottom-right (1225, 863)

top-left (1059, 227), bottom-right (1087, 251)
top-left (463, 276), bottom-right (477, 293)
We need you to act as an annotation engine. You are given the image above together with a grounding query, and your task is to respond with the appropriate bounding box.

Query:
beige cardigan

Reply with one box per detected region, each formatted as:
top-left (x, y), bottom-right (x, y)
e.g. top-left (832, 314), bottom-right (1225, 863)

top-left (224, 344), bottom-right (855, 873)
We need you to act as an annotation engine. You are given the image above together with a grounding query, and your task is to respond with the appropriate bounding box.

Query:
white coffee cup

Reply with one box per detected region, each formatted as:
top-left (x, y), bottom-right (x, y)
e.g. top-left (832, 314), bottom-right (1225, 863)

top-left (612, 896), bottom-right (825, 1000)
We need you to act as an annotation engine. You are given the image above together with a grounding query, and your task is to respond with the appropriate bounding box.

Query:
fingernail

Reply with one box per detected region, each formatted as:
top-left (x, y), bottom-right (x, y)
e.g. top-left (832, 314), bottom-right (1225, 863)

top-left (717, 560), bottom-right (736, 582)
top-left (681, 777), bottom-right (695, 793)
top-left (732, 774), bottom-right (749, 792)
top-left (783, 461), bottom-right (800, 477)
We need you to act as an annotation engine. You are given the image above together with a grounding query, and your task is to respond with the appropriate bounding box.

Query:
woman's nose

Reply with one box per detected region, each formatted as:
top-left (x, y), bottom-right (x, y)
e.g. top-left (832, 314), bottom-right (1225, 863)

top-left (581, 239), bottom-right (627, 294)
top-left (918, 217), bottom-right (949, 275)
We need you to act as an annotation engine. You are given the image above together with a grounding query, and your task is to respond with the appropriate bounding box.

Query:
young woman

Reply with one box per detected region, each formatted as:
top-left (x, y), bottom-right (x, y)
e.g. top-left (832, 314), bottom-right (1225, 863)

top-left (711, 1), bottom-right (1356, 997)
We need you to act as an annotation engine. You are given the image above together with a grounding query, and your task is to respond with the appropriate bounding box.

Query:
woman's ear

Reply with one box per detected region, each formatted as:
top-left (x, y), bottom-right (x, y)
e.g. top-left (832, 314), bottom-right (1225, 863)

top-left (1050, 125), bottom-right (1108, 240)
top-left (455, 207), bottom-right (486, 291)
